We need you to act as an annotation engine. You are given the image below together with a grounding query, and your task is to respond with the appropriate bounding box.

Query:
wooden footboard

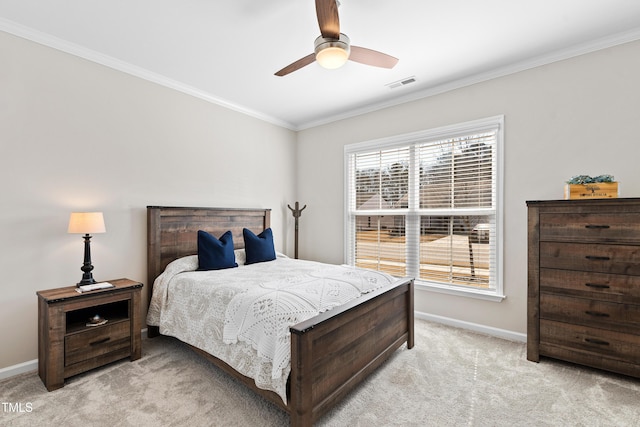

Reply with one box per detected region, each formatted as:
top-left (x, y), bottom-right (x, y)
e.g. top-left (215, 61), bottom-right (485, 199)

top-left (184, 277), bottom-right (414, 427)
top-left (289, 277), bottom-right (414, 427)
top-left (146, 206), bottom-right (414, 426)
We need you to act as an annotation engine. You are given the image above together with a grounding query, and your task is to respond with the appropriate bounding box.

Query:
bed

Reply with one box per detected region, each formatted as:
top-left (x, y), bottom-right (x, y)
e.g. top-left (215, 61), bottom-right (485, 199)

top-left (146, 206), bottom-right (414, 427)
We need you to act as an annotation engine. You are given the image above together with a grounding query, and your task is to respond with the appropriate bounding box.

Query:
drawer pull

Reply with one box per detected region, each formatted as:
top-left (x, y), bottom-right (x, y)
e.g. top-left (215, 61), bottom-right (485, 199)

top-left (584, 338), bottom-right (610, 346)
top-left (585, 225), bottom-right (610, 229)
top-left (90, 337), bottom-right (111, 346)
top-left (584, 283), bottom-right (610, 289)
top-left (585, 310), bottom-right (610, 318)
top-left (585, 255), bottom-right (610, 261)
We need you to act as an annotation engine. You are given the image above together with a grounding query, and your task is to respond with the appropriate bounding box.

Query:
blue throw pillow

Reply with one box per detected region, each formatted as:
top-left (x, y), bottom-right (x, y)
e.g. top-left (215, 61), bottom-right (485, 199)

top-left (243, 227), bottom-right (276, 265)
top-left (197, 230), bottom-right (238, 271)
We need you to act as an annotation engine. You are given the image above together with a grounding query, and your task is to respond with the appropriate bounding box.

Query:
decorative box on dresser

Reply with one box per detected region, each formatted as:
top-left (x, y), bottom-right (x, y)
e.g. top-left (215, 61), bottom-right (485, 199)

top-left (527, 198), bottom-right (640, 378)
top-left (37, 278), bottom-right (143, 391)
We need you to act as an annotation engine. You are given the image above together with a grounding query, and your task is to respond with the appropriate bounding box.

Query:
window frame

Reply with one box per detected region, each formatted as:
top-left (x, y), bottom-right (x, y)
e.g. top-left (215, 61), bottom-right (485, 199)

top-left (344, 116), bottom-right (505, 301)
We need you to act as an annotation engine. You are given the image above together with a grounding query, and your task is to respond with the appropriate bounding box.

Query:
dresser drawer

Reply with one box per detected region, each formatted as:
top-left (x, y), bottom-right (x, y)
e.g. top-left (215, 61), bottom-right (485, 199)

top-left (540, 212), bottom-right (640, 243)
top-left (65, 320), bottom-right (131, 366)
top-left (540, 319), bottom-right (640, 362)
top-left (540, 242), bottom-right (640, 275)
top-left (540, 293), bottom-right (640, 334)
top-left (539, 269), bottom-right (640, 304)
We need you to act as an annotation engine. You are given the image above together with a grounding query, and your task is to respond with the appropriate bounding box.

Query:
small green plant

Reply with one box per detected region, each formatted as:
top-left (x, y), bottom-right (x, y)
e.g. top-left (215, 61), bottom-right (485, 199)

top-left (566, 174), bottom-right (615, 185)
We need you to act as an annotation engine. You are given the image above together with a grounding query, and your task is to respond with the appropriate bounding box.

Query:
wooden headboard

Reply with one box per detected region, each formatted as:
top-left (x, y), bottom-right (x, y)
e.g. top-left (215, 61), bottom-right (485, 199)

top-left (146, 206), bottom-right (271, 291)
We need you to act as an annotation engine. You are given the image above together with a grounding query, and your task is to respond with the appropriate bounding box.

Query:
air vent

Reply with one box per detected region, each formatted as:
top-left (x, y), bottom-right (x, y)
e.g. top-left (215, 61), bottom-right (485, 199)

top-left (386, 76), bottom-right (417, 89)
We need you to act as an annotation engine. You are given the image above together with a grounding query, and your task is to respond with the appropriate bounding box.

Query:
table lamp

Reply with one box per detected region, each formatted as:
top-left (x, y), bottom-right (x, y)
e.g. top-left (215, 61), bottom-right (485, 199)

top-left (68, 212), bottom-right (106, 286)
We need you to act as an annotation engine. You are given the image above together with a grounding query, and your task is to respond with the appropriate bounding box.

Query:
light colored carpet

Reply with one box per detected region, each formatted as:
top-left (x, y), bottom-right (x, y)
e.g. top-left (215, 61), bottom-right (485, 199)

top-left (1, 319), bottom-right (639, 426)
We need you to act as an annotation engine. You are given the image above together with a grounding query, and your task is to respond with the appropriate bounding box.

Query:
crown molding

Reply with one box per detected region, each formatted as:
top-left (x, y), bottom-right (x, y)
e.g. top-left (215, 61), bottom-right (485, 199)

top-left (3, 16), bottom-right (639, 132)
top-left (0, 18), bottom-right (297, 131)
top-left (297, 27), bottom-right (640, 130)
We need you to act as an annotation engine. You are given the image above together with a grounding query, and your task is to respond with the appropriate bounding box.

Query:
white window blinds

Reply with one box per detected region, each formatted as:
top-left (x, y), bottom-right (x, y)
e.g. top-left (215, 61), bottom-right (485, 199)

top-left (346, 116), bottom-right (503, 296)
top-left (350, 147), bottom-right (410, 276)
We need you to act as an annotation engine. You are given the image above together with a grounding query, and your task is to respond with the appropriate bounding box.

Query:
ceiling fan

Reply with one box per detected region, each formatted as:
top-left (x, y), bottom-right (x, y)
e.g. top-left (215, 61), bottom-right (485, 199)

top-left (274, 0), bottom-right (399, 76)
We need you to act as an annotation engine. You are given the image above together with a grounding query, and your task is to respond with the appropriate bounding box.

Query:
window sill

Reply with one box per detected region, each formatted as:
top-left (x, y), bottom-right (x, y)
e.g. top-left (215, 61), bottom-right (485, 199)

top-left (415, 280), bottom-right (506, 302)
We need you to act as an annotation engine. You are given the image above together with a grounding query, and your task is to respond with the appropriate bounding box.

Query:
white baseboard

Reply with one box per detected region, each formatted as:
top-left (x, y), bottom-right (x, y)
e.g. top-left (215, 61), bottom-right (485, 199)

top-left (0, 359), bottom-right (38, 381)
top-left (415, 310), bottom-right (527, 343)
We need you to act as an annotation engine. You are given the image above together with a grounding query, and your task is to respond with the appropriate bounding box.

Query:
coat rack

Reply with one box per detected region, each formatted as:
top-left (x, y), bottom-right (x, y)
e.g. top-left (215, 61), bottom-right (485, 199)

top-left (287, 201), bottom-right (306, 259)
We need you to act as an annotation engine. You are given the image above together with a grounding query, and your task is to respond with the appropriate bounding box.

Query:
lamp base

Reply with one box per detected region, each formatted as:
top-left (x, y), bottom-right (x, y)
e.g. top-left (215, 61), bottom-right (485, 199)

top-left (76, 233), bottom-right (98, 287)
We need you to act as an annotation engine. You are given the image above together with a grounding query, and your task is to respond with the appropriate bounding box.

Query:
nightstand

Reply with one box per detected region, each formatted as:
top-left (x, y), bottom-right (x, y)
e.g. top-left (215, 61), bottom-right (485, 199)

top-left (37, 278), bottom-right (143, 391)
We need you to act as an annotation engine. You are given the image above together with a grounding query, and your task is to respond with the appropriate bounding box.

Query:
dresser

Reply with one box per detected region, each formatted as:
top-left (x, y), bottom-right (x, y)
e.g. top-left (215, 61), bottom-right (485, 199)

top-left (527, 198), bottom-right (640, 378)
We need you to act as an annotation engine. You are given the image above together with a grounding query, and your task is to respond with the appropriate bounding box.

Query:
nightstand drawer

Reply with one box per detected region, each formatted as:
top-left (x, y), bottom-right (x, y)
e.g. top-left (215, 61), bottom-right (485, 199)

top-left (65, 320), bottom-right (131, 366)
top-left (540, 212), bottom-right (640, 243)
top-left (540, 242), bottom-right (640, 275)
top-left (540, 293), bottom-right (640, 334)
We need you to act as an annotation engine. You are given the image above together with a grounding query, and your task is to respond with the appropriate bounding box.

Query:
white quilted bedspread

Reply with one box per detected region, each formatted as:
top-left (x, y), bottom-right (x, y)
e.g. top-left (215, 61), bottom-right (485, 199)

top-left (146, 254), bottom-right (395, 404)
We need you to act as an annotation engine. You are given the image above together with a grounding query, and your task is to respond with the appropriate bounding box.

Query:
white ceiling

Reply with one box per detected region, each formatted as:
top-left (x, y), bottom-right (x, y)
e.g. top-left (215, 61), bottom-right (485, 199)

top-left (2, 0), bottom-right (640, 130)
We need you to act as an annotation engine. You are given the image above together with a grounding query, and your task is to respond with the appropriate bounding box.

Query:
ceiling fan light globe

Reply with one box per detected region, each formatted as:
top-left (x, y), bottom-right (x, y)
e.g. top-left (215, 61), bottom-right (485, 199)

top-left (316, 47), bottom-right (349, 69)
top-left (314, 33), bottom-right (350, 70)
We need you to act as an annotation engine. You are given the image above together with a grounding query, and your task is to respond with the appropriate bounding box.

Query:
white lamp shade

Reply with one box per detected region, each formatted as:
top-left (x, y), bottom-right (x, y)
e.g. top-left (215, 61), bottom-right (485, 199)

top-left (68, 212), bottom-right (106, 234)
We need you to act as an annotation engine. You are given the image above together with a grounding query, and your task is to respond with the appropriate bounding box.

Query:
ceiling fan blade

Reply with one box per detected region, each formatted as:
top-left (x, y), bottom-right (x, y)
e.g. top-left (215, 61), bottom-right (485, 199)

top-left (274, 53), bottom-right (317, 76)
top-left (315, 0), bottom-right (340, 39)
top-left (349, 46), bottom-right (399, 69)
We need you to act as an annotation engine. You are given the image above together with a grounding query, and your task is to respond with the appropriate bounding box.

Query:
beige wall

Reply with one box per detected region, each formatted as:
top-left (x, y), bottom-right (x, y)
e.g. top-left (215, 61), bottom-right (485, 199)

top-left (296, 39), bottom-right (640, 335)
top-left (0, 32), bottom-right (297, 370)
top-left (3, 28), bottom-right (640, 372)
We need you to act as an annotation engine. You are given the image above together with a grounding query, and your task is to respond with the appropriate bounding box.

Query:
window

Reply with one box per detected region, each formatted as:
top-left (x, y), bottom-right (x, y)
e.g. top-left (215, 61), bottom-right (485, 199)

top-left (345, 116), bottom-right (504, 300)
